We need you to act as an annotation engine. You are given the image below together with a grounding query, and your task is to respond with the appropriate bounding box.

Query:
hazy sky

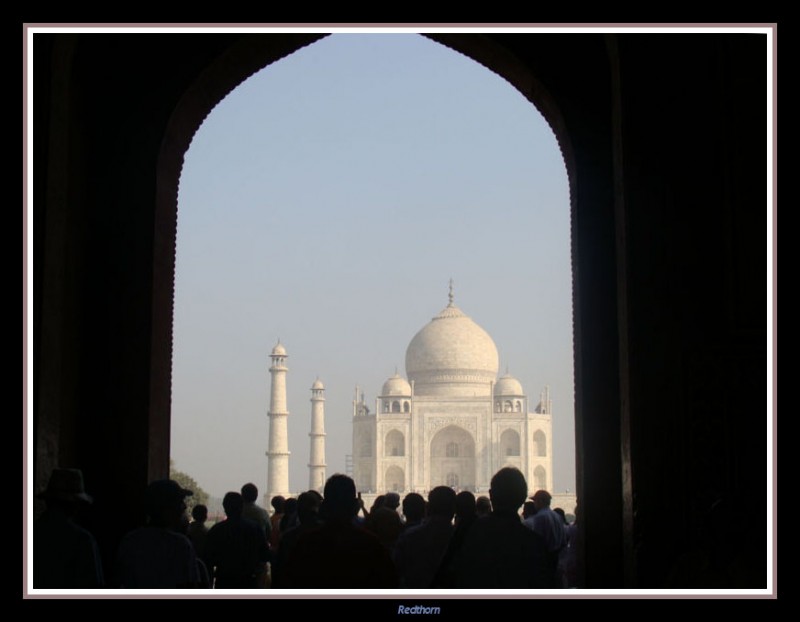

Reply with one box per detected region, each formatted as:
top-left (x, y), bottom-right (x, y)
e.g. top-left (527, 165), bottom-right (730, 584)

top-left (170, 33), bottom-right (575, 500)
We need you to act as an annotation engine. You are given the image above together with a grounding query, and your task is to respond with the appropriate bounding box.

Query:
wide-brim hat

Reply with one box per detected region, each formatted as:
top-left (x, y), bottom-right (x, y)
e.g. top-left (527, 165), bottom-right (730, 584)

top-left (37, 468), bottom-right (93, 504)
top-left (145, 479), bottom-right (193, 515)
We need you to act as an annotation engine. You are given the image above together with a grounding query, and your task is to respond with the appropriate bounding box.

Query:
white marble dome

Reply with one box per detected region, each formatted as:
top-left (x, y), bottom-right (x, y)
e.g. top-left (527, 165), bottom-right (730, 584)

top-left (311, 378), bottom-right (324, 390)
top-left (495, 373), bottom-right (524, 396)
top-left (271, 342), bottom-right (287, 356)
top-left (405, 302), bottom-right (499, 396)
top-left (381, 373), bottom-right (412, 397)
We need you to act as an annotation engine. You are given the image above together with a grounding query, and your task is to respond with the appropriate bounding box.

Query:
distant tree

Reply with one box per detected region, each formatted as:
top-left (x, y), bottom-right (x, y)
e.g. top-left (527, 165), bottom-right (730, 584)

top-left (169, 459), bottom-right (210, 512)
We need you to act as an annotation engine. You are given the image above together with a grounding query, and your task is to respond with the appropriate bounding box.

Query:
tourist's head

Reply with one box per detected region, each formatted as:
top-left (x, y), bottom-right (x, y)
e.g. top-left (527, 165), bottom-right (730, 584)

top-left (240, 483), bottom-right (258, 504)
top-left (475, 495), bottom-right (492, 517)
top-left (322, 474), bottom-right (358, 521)
top-left (297, 491), bottom-right (322, 524)
top-left (38, 468), bottom-right (93, 515)
top-left (455, 491), bottom-right (476, 519)
top-left (283, 497), bottom-right (298, 517)
top-left (428, 486), bottom-right (457, 520)
top-left (191, 504), bottom-right (208, 523)
top-left (307, 489), bottom-right (324, 504)
top-left (222, 492), bottom-right (244, 519)
top-left (489, 467), bottom-right (528, 514)
top-left (522, 500), bottom-right (537, 519)
top-left (271, 495), bottom-right (286, 514)
top-left (531, 489), bottom-right (552, 511)
top-left (384, 492), bottom-right (401, 511)
top-left (402, 493), bottom-right (426, 524)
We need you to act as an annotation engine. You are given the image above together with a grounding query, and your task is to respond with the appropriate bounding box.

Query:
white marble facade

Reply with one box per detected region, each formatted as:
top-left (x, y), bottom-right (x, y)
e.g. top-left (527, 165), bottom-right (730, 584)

top-left (352, 291), bottom-right (553, 496)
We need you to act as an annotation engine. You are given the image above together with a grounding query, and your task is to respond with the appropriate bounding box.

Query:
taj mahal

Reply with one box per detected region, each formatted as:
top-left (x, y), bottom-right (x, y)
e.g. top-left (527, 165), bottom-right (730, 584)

top-left (265, 284), bottom-right (554, 500)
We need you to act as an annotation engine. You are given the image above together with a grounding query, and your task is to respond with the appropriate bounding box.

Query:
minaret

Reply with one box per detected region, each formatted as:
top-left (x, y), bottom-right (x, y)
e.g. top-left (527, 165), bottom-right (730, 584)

top-left (266, 341), bottom-right (290, 501)
top-left (308, 378), bottom-right (327, 492)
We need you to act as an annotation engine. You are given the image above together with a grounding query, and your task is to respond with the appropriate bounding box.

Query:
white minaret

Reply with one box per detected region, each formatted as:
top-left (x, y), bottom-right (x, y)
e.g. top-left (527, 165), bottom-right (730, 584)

top-left (308, 378), bottom-right (327, 492)
top-left (266, 341), bottom-right (290, 501)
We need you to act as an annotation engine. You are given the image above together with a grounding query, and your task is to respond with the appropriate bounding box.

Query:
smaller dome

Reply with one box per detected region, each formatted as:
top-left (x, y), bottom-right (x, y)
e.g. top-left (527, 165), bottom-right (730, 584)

top-left (382, 373), bottom-right (412, 397)
top-left (495, 373), bottom-right (524, 396)
top-left (311, 378), bottom-right (324, 390)
top-left (271, 341), bottom-right (287, 356)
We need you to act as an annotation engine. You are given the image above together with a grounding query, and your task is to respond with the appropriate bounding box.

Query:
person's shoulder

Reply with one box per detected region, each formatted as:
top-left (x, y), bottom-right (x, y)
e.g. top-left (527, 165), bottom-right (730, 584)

top-left (466, 514), bottom-right (494, 531)
top-left (136, 526), bottom-right (193, 549)
top-left (206, 520), bottom-right (228, 537)
top-left (353, 522), bottom-right (393, 550)
top-left (240, 515), bottom-right (264, 533)
top-left (188, 521), bottom-right (208, 535)
top-left (118, 527), bottom-right (168, 558)
top-left (119, 526), bottom-right (148, 545)
top-left (400, 521), bottom-right (425, 539)
top-left (520, 523), bottom-right (547, 549)
top-left (292, 522), bottom-right (327, 545)
top-left (168, 529), bottom-right (194, 545)
top-left (210, 518), bottom-right (231, 530)
top-left (146, 527), bottom-right (194, 551)
top-left (71, 522), bottom-right (98, 545)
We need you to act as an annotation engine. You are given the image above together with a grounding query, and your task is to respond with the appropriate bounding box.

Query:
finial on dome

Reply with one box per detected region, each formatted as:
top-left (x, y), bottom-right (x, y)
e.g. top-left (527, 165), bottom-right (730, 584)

top-left (448, 278), bottom-right (454, 307)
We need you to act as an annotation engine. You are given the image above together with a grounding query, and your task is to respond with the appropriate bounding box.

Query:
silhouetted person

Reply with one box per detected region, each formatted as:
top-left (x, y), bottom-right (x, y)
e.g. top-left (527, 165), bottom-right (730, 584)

top-left (180, 506), bottom-right (211, 588)
top-left (269, 495), bottom-right (285, 552)
top-left (401, 492), bottom-right (426, 529)
top-left (394, 486), bottom-right (456, 588)
top-left (553, 507), bottom-right (568, 525)
top-left (365, 493), bottom-right (403, 552)
top-left (307, 489), bottom-right (323, 504)
top-left (431, 490), bottom-right (477, 588)
top-left (241, 483), bottom-right (271, 541)
top-left (241, 483), bottom-right (271, 587)
top-left (116, 479), bottom-right (199, 588)
top-left (524, 490), bottom-right (566, 587)
top-left (353, 492), bottom-right (368, 526)
top-left (453, 468), bottom-right (548, 588)
top-left (271, 491), bottom-right (323, 588)
top-left (558, 503), bottom-right (579, 588)
top-left (204, 492), bottom-right (268, 589)
top-left (475, 495), bottom-right (492, 518)
top-left (34, 468), bottom-right (104, 588)
top-left (187, 504), bottom-right (209, 559)
top-left (359, 494), bottom-right (385, 522)
top-left (383, 492), bottom-right (401, 511)
top-left (522, 501), bottom-right (538, 520)
top-left (279, 497), bottom-right (299, 536)
top-left (454, 491), bottom-right (476, 527)
top-left (283, 474), bottom-right (398, 588)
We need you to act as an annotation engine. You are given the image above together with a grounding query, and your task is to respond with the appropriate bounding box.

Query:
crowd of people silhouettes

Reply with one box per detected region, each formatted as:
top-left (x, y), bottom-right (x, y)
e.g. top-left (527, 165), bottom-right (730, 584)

top-left (34, 467), bottom-right (579, 589)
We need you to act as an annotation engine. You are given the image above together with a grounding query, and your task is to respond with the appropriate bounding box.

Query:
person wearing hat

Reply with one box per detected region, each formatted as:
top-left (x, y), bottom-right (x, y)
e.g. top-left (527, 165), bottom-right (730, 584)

top-left (115, 479), bottom-right (200, 588)
top-left (524, 489), bottom-right (566, 587)
top-left (34, 468), bottom-right (104, 588)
